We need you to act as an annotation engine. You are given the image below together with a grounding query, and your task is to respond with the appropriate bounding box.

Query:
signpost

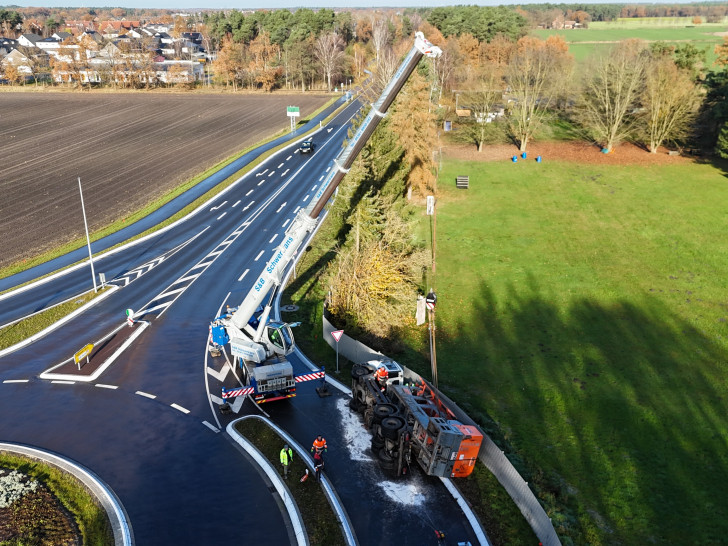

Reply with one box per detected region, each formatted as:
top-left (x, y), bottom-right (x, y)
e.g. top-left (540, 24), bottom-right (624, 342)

top-left (74, 343), bottom-right (94, 371)
top-left (125, 308), bottom-right (135, 327)
top-left (331, 329), bottom-right (344, 372)
top-left (287, 106), bottom-right (300, 132)
top-left (425, 291), bottom-right (438, 387)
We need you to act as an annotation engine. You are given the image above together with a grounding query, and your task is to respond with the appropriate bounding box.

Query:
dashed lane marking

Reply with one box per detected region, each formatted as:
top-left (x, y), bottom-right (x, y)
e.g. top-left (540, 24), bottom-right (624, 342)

top-left (237, 269), bottom-right (249, 282)
top-left (254, 250), bottom-right (264, 261)
top-left (245, 189), bottom-right (253, 196)
top-left (233, 200), bottom-right (241, 207)
top-left (269, 234), bottom-right (278, 244)
top-left (217, 212), bottom-right (227, 220)
top-left (294, 206), bottom-right (300, 213)
top-left (171, 403), bottom-right (190, 414)
top-left (52, 380), bottom-right (75, 385)
top-left (326, 166), bottom-right (331, 172)
top-left (203, 421), bottom-right (220, 433)
top-left (95, 384), bottom-right (118, 390)
top-left (303, 194), bottom-right (310, 202)
top-left (282, 219), bottom-right (290, 228)
top-left (136, 391), bottom-right (156, 399)
top-left (286, 155), bottom-right (292, 161)
top-left (311, 185), bottom-right (318, 192)
top-left (277, 162), bottom-right (284, 168)
top-left (268, 171), bottom-right (275, 177)
top-left (282, 169), bottom-right (289, 177)
top-left (3, 379), bottom-right (29, 384)
top-left (258, 179), bottom-right (266, 186)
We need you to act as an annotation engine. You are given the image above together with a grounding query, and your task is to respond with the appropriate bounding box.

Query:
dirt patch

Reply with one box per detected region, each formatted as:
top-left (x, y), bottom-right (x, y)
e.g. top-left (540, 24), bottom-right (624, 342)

top-left (442, 140), bottom-right (694, 166)
top-left (0, 91), bottom-right (330, 269)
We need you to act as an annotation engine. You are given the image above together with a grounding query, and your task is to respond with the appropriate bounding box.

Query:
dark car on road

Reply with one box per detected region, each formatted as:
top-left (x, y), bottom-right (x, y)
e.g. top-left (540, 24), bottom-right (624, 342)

top-left (299, 141), bottom-right (314, 154)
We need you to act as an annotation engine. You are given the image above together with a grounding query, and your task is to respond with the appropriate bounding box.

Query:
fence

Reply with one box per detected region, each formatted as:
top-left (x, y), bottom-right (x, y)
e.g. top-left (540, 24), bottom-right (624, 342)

top-left (322, 312), bottom-right (561, 546)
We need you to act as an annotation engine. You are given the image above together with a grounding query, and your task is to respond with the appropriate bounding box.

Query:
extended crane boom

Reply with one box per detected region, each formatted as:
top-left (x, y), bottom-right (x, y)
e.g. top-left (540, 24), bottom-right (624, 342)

top-left (210, 33), bottom-right (441, 404)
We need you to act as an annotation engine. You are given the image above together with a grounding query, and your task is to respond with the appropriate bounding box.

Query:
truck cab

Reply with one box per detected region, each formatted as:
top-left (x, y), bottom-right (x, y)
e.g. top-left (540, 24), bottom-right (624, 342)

top-left (265, 321), bottom-right (295, 356)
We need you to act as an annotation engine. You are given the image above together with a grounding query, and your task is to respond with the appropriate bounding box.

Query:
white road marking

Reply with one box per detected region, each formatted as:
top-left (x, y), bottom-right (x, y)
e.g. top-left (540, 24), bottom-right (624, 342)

top-left (52, 380), bottom-right (75, 385)
top-left (3, 379), bottom-right (29, 384)
top-left (233, 200), bottom-right (241, 207)
top-left (268, 171), bottom-right (275, 177)
top-left (311, 185), bottom-right (318, 192)
top-left (286, 155), bottom-right (292, 161)
top-left (294, 206), bottom-right (301, 213)
top-left (159, 286), bottom-right (186, 297)
top-left (203, 421), bottom-right (220, 433)
top-left (281, 169), bottom-right (289, 177)
top-left (217, 212), bottom-right (227, 220)
top-left (95, 384), bottom-right (118, 389)
top-left (326, 166), bottom-right (331, 172)
top-left (258, 179), bottom-right (265, 186)
top-left (243, 201), bottom-right (254, 211)
top-left (282, 219), bottom-right (290, 228)
top-left (257, 169), bottom-right (268, 176)
top-left (176, 274), bottom-right (200, 284)
top-left (276, 202), bottom-right (287, 213)
top-left (245, 189), bottom-right (253, 196)
top-left (303, 194), bottom-right (310, 202)
top-left (319, 175), bottom-right (324, 181)
top-left (254, 250), bottom-right (264, 261)
top-left (269, 234), bottom-right (278, 243)
top-left (278, 162), bottom-right (284, 168)
top-left (210, 200), bottom-right (227, 211)
top-left (206, 365), bottom-right (230, 382)
top-left (230, 396), bottom-right (245, 413)
top-left (171, 403), bottom-right (190, 414)
top-left (136, 391), bottom-right (156, 399)
top-left (237, 269), bottom-right (249, 282)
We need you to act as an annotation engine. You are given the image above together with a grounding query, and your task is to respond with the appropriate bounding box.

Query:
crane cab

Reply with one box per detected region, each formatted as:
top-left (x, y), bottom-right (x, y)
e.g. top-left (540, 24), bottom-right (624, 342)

top-left (265, 321), bottom-right (295, 356)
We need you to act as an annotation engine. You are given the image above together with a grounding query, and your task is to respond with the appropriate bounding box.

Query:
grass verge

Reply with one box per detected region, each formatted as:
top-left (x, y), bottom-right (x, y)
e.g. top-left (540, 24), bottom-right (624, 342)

top-left (0, 452), bottom-right (113, 545)
top-left (234, 418), bottom-right (346, 545)
top-left (0, 287), bottom-right (111, 351)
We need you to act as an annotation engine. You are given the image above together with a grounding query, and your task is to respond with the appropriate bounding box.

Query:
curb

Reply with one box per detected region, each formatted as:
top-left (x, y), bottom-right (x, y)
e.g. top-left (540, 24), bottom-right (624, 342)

top-left (228, 415), bottom-right (358, 546)
top-left (0, 284), bottom-right (120, 359)
top-left (0, 443), bottom-right (133, 546)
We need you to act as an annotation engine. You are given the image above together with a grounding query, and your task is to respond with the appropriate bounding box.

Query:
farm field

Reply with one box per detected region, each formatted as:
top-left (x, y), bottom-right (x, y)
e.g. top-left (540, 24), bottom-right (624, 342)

top-left (422, 148), bottom-right (728, 543)
top-left (0, 91), bottom-right (329, 269)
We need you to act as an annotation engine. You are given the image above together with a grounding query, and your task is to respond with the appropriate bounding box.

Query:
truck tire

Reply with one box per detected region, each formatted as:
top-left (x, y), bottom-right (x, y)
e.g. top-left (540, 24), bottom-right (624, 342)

top-left (378, 447), bottom-right (396, 471)
top-left (351, 364), bottom-right (369, 380)
top-left (372, 403), bottom-right (397, 424)
top-left (371, 435), bottom-right (385, 451)
top-left (380, 415), bottom-right (405, 440)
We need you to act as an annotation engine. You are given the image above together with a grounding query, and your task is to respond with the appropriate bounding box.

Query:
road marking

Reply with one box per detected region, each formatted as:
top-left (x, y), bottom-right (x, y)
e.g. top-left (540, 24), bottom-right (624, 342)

top-left (254, 250), bottom-right (264, 261)
top-left (3, 379), bottom-right (29, 384)
top-left (95, 384), bottom-right (118, 390)
top-left (276, 202), bottom-right (287, 213)
top-left (294, 206), bottom-right (300, 213)
top-left (278, 162), bottom-right (284, 168)
top-left (268, 171), bottom-right (275, 177)
top-left (171, 403), bottom-right (190, 414)
top-left (281, 169), bottom-right (289, 177)
top-left (233, 200), bottom-right (241, 207)
top-left (257, 169), bottom-right (268, 177)
top-left (269, 234), bottom-right (278, 243)
top-left (282, 219), bottom-right (290, 228)
top-left (210, 200), bottom-right (227, 211)
top-left (243, 201), bottom-right (254, 211)
top-left (176, 274), bottom-right (200, 284)
top-left (326, 166), bottom-right (331, 172)
top-left (52, 380), bottom-right (75, 385)
top-left (237, 269), bottom-right (249, 282)
top-left (203, 421), bottom-right (220, 433)
top-left (286, 155), bottom-right (292, 161)
top-left (136, 391), bottom-right (156, 399)
top-left (230, 396), bottom-right (245, 413)
top-left (303, 194), bottom-right (310, 202)
top-left (206, 364), bottom-right (230, 382)
top-left (210, 394), bottom-right (224, 405)
top-left (217, 212), bottom-right (227, 220)
top-left (245, 189), bottom-right (253, 196)
top-left (319, 175), bottom-right (324, 181)
top-left (258, 179), bottom-right (265, 186)
top-left (311, 185), bottom-right (318, 192)
top-left (159, 286), bottom-right (186, 297)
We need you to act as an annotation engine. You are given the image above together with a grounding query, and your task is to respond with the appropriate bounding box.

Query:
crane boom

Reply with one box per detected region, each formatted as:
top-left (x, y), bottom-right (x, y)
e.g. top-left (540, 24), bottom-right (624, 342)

top-left (229, 32), bottom-right (441, 338)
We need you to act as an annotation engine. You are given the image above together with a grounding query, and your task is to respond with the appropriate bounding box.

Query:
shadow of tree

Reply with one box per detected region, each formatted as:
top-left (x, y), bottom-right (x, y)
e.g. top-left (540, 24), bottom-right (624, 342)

top-left (436, 278), bottom-right (728, 544)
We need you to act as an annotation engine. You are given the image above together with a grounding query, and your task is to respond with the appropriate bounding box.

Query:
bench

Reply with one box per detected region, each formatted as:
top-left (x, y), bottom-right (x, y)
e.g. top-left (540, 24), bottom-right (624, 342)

top-left (456, 175), bottom-right (469, 189)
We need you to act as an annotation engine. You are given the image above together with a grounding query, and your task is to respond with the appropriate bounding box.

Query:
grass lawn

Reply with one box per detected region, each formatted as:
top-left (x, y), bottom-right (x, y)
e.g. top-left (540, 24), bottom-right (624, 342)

top-left (424, 156), bottom-right (728, 544)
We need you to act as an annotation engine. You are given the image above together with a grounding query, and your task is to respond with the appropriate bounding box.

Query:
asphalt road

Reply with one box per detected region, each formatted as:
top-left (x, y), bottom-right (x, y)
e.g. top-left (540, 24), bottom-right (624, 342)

top-left (0, 96), bottom-right (481, 545)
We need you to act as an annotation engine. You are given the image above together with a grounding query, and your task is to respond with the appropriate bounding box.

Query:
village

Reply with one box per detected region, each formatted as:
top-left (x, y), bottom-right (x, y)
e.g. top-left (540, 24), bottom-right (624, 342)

top-left (0, 18), bottom-right (207, 85)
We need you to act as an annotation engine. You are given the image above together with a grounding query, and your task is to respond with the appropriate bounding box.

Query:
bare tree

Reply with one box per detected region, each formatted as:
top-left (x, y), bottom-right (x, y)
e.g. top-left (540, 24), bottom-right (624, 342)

top-left (505, 36), bottom-right (572, 152)
top-left (459, 67), bottom-right (506, 152)
top-left (371, 17), bottom-right (391, 67)
top-left (578, 40), bottom-right (648, 152)
top-left (314, 31), bottom-right (345, 92)
top-left (639, 57), bottom-right (701, 153)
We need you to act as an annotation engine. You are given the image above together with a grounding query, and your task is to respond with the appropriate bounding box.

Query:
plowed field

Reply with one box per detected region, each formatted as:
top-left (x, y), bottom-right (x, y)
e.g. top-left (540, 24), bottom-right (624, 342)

top-left (0, 91), bottom-right (329, 269)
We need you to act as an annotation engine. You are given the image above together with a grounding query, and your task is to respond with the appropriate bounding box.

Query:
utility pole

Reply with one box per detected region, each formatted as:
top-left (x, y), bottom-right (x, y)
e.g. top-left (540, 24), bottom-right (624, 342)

top-left (426, 291), bottom-right (438, 388)
top-left (78, 177), bottom-right (98, 293)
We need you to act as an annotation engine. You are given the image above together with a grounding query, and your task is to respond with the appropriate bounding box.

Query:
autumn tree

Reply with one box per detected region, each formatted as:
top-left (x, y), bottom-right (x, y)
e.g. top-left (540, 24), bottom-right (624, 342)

top-left (578, 40), bottom-right (648, 152)
top-left (639, 57), bottom-right (701, 153)
top-left (505, 35), bottom-right (572, 151)
top-left (457, 68), bottom-right (505, 151)
top-left (314, 31), bottom-right (345, 91)
top-left (371, 17), bottom-right (391, 66)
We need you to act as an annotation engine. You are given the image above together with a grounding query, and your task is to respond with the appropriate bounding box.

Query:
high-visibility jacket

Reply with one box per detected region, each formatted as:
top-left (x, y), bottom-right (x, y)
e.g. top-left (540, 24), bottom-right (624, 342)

top-left (280, 448), bottom-right (293, 465)
top-left (376, 367), bottom-right (388, 382)
top-left (312, 438), bottom-right (327, 452)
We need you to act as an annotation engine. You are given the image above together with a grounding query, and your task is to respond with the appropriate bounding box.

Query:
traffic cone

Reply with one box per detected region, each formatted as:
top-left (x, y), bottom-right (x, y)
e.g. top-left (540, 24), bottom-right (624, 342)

top-left (300, 469), bottom-right (309, 482)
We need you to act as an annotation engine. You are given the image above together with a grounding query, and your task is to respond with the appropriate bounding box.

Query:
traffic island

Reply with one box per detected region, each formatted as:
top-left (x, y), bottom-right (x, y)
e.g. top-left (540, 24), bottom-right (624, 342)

top-left (40, 321), bottom-right (149, 382)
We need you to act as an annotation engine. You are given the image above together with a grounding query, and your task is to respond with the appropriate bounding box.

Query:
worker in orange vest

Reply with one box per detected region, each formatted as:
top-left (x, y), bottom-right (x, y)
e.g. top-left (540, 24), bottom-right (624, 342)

top-left (311, 435), bottom-right (327, 455)
top-left (375, 365), bottom-right (388, 388)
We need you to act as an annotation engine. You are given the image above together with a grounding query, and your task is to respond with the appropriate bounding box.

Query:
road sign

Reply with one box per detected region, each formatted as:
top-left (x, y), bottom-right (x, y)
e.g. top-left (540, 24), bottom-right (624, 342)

top-left (426, 195), bottom-right (435, 215)
top-left (74, 343), bottom-right (94, 370)
top-left (331, 330), bottom-right (344, 342)
top-left (287, 106), bottom-right (300, 117)
top-left (425, 291), bottom-right (437, 310)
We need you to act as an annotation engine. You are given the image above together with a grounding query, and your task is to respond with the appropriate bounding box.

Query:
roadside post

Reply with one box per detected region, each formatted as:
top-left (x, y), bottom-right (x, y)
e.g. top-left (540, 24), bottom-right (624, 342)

top-left (74, 343), bottom-right (94, 371)
top-left (125, 308), bottom-right (135, 327)
top-left (425, 291), bottom-right (438, 388)
top-left (287, 106), bottom-right (300, 132)
top-left (77, 177), bottom-right (98, 293)
top-left (331, 329), bottom-right (344, 372)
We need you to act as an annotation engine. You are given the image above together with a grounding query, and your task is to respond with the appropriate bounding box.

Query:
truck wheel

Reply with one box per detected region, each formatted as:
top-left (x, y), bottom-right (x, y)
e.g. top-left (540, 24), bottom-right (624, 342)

top-left (371, 435), bottom-right (385, 451)
top-left (372, 403), bottom-right (397, 424)
top-left (380, 415), bottom-right (405, 440)
top-left (378, 448), bottom-right (397, 471)
top-left (364, 409), bottom-right (374, 429)
top-left (351, 364), bottom-right (369, 380)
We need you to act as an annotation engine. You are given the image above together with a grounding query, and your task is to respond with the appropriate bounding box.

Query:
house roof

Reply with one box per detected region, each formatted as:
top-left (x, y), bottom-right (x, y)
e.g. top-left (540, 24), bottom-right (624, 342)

top-left (19, 33), bottom-right (43, 44)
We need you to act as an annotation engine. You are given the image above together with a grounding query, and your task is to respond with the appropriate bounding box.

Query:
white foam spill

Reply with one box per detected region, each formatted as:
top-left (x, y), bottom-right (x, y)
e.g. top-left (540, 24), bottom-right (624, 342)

top-left (336, 397), bottom-right (373, 461)
top-left (379, 481), bottom-right (427, 506)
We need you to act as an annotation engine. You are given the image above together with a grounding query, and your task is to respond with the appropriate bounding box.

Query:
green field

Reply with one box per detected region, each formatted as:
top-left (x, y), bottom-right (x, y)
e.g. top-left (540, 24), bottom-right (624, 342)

top-left (424, 156), bottom-right (728, 543)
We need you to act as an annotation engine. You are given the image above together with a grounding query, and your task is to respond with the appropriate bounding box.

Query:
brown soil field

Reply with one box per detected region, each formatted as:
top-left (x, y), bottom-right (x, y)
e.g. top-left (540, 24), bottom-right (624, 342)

top-left (0, 91), bottom-right (329, 269)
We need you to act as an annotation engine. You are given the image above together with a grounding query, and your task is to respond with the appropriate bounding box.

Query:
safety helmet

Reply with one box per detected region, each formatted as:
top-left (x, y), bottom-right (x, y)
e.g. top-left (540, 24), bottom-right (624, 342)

top-left (283, 444), bottom-right (288, 450)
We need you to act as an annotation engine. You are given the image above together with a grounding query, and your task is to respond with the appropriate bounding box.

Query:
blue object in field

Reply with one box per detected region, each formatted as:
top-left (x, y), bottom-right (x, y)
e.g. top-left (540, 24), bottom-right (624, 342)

top-left (521, 152), bottom-right (527, 159)
top-left (601, 148), bottom-right (609, 154)
top-left (512, 155), bottom-right (518, 162)
top-left (536, 155), bottom-right (542, 163)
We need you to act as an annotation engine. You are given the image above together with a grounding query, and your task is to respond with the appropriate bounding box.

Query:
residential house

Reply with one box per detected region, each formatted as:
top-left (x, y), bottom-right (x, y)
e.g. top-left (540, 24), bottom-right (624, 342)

top-left (17, 33), bottom-right (43, 48)
top-left (52, 31), bottom-right (72, 41)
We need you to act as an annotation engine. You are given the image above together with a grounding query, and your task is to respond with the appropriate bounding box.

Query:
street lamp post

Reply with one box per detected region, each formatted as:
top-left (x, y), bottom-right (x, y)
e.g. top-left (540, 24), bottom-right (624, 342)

top-left (77, 177), bottom-right (98, 293)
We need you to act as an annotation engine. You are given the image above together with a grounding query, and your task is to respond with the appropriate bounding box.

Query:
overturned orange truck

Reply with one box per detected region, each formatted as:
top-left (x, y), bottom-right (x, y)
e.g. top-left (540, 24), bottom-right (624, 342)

top-left (350, 359), bottom-right (483, 478)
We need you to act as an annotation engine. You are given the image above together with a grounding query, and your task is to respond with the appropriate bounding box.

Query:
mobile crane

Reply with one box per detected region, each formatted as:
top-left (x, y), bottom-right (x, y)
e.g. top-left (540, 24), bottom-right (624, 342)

top-left (209, 32), bottom-right (442, 404)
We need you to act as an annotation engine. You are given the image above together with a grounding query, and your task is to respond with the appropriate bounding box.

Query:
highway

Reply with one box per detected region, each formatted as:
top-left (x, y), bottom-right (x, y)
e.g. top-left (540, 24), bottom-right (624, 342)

top-left (0, 96), bottom-right (481, 545)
